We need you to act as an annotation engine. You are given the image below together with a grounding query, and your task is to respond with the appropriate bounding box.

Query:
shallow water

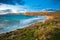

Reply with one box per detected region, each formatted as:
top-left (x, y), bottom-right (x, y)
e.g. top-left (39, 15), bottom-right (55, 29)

top-left (0, 14), bottom-right (46, 34)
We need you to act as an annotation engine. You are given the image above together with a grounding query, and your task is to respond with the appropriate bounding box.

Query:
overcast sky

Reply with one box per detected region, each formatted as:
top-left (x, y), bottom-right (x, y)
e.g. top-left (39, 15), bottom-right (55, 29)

top-left (0, 0), bottom-right (60, 12)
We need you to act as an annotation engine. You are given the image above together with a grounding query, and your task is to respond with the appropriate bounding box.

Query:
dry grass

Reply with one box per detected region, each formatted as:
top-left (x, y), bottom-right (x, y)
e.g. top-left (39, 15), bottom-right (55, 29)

top-left (0, 12), bottom-right (60, 40)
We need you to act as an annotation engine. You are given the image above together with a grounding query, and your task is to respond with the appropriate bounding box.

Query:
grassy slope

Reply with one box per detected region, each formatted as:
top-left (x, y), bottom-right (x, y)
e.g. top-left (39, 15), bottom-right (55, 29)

top-left (0, 12), bottom-right (60, 40)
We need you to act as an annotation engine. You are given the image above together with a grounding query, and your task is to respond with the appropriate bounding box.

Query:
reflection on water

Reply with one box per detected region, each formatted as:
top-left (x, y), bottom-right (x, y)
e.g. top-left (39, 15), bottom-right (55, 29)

top-left (0, 14), bottom-right (46, 34)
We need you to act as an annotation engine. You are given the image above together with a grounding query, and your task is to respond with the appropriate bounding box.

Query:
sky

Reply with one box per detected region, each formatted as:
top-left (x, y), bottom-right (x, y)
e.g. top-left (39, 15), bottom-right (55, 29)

top-left (0, 0), bottom-right (60, 12)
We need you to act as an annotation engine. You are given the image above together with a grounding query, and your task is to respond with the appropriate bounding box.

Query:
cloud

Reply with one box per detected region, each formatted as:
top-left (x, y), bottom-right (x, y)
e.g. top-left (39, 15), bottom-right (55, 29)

top-left (0, 0), bottom-right (60, 13)
top-left (0, 9), bottom-right (12, 12)
top-left (0, 9), bottom-right (12, 15)
top-left (0, 0), bottom-right (25, 5)
top-left (40, 8), bottom-right (57, 12)
top-left (0, 4), bottom-right (29, 14)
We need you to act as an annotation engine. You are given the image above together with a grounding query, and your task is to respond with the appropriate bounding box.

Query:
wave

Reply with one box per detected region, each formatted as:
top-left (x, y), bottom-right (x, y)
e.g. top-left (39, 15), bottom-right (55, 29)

top-left (0, 16), bottom-right (46, 34)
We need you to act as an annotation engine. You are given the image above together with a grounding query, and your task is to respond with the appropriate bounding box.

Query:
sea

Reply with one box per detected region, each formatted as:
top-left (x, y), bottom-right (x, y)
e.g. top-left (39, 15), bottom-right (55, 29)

top-left (0, 14), bottom-right (46, 34)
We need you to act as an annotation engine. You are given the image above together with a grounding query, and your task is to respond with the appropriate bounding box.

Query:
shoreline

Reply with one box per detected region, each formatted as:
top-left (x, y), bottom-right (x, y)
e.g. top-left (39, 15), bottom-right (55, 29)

top-left (0, 15), bottom-right (54, 34)
top-left (45, 16), bottom-right (54, 20)
top-left (0, 16), bottom-right (47, 34)
top-left (0, 12), bottom-right (60, 40)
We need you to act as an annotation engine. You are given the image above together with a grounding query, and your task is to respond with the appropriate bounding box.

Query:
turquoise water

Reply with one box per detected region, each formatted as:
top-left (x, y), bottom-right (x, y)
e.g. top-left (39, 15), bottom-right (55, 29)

top-left (0, 14), bottom-right (46, 34)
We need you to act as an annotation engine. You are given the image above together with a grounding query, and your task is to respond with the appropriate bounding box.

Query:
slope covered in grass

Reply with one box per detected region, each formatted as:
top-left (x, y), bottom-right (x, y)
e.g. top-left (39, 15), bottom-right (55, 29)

top-left (0, 12), bottom-right (60, 40)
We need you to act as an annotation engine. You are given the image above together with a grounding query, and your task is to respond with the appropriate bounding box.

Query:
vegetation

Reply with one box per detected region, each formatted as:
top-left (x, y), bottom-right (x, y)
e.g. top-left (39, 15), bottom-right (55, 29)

top-left (0, 12), bottom-right (60, 40)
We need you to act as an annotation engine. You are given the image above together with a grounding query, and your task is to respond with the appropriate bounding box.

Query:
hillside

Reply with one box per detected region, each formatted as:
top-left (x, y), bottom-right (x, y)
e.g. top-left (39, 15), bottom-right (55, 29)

top-left (0, 12), bottom-right (60, 40)
top-left (24, 11), bottom-right (60, 16)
